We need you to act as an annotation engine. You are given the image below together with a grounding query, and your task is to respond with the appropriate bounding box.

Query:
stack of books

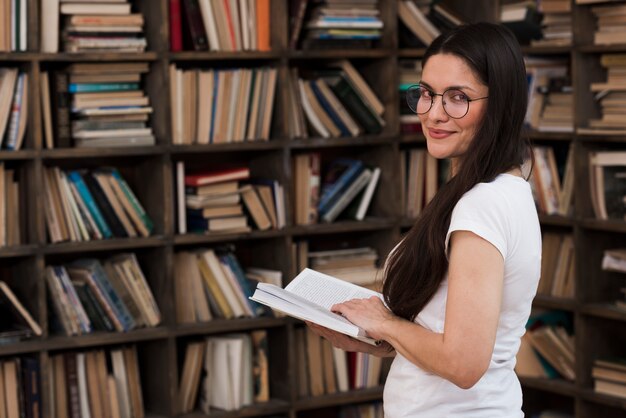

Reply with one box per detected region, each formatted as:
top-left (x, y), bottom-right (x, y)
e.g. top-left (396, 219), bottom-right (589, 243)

top-left (591, 2), bottom-right (626, 45)
top-left (57, 0), bottom-right (147, 53)
top-left (49, 347), bottom-right (144, 418)
top-left (399, 59), bottom-right (422, 134)
top-left (0, 68), bottom-right (29, 151)
top-left (0, 163), bottom-right (22, 247)
top-left (401, 149), bottom-right (439, 219)
top-left (532, 0), bottom-right (572, 47)
top-left (178, 331), bottom-right (269, 414)
top-left (177, 165), bottom-right (285, 234)
top-left (0, 357), bottom-right (40, 418)
top-left (45, 255), bottom-right (161, 336)
top-left (525, 57), bottom-right (569, 131)
top-left (536, 77), bottom-right (574, 133)
top-left (583, 54), bottom-right (626, 134)
top-left (43, 62), bottom-right (154, 148)
top-left (592, 358), bottom-right (626, 399)
top-left (297, 245), bottom-right (381, 287)
top-left (527, 145), bottom-right (574, 216)
top-left (169, 0), bottom-right (270, 52)
top-left (289, 60), bottom-right (385, 139)
top-left (294, 156), bottom-right (381, 225)
top-left (0, 0), bottom-right (27, 52)
top-left (0, 281), bottom-right (42, 343)
top-left (42, 166), bottom-right (154, 243)
top-left (298, 0), bottom-right (383, 49)
top-left (588, 151), bottom-right (626, 221)
top-left (601, 248), bottom-right (626, 311)
top-left (538, 232), bottom-right (575, 299)
top-left (499, 1), bottom-right (542, 45)
top-left (169, 66), bottom-right (278, 144)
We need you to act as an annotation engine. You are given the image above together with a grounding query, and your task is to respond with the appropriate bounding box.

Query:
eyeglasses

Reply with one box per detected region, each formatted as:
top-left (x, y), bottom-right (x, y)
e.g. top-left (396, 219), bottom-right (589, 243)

top-left (406, 84), bottom-right (489, 119)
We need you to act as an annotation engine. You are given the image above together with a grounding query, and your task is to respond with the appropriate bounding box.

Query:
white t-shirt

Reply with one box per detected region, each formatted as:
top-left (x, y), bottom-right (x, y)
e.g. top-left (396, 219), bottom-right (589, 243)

top-left (383, 173), bottom-right (542, 418)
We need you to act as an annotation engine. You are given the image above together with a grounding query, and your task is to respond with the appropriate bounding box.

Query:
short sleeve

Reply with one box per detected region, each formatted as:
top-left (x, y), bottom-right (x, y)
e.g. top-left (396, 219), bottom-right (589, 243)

top-left (445, 184), bottom-right (510, 260)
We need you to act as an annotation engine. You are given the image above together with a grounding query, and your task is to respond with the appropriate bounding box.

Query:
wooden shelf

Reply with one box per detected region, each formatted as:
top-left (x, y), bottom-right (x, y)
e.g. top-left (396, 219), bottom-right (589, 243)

top-left (538, 214), bottom-right (576, 227)
top-left (533, 295), bottom-right (577, 312)
top-left (294, 387), bottom-right (384, 411)
top-left (400, 133), bottom-right (426, 144)
top-left (169, 51), bottom-right (282, 61)
top-left (578, 44), bottom-right (626, 53)
top-left (519, 377), bottom-right (578, 397)
top-left (581, 304), bottom-right (626, 322)
top-left (578, 388), bottom-right (626, 410)
top-left (169, 141), bottom-right (286, 154)
top-left (0, 244), bottom-right (38, 258)
top-left (180, 400), bottom-right (291, 418)
top-left (579, 219), bottom-right (626, 233)
top-left (289, 134), bottom-right (396, 149)
top-left (522, 45), bottom-right (572, 55)
top-left (41, 146), bottom-right (166, 159)
top-left (289, 49), bottom-right (391, 59)
top-left (43, 327), bottom-right (170, 352)
top-left (0, 150), bottom-right (36, 160)
top-left (289, 219), bottom-right (396, 236)
top-left (42, 237), bottom-right (166, 255)
top-left (37, 51), bottom-right (159, 61)
top-left (526, 131), bottom-right (574, 141)
top-left (172, 317), bottom-right (287, 338)
top-left (398, 48), bottom-right (427, 58)
top-left (173, 229), bottom-right (285, 246)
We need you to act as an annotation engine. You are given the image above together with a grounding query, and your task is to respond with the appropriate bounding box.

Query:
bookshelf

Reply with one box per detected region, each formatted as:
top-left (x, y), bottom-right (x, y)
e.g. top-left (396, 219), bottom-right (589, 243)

top-left (0, 0), bottom-right (624, 417)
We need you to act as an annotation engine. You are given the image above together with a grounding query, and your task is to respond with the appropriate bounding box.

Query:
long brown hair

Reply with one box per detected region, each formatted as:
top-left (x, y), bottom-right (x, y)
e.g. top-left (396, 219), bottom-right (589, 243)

top-left (383, 23), bottom-right (531, 321)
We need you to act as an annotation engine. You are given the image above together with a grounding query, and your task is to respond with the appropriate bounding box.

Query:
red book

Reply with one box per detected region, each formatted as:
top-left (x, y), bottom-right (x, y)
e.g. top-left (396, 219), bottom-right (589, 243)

top-left (256, 0), bottom-right (270, 51)
top-left (184, 167), bottom-right (250, 187)
top-left (222, 0), bottom-right (237, 51)
top-left (169, 0), bottom-right (183, 51)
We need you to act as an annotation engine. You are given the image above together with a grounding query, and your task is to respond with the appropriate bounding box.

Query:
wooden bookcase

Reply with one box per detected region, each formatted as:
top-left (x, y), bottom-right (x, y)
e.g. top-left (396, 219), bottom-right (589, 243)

top-left (0, 0), bottom-right (625, 417)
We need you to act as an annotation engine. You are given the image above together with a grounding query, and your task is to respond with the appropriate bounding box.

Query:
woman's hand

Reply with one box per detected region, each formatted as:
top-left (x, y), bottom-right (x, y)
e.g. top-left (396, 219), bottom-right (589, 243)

top-left (306, 322), bottom-right (395, 357)
top-left (331, 296), bottom-right (399, 342)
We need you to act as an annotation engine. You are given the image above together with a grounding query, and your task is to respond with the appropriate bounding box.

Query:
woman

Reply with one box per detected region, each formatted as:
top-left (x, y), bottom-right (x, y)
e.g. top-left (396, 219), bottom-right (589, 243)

top-left (308, 22), bottom-right (541, 417)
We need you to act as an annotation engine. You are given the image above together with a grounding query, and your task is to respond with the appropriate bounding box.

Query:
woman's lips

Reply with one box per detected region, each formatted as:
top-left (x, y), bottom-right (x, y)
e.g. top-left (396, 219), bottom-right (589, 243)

top-left (427, 128), bottom-right (454, 139)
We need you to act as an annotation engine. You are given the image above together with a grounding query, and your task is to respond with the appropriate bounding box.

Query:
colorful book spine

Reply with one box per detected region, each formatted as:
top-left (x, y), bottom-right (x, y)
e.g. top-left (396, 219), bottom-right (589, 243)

top-left (68, 83), bottom-right (140, 93)
top-left (67, 171), bottom-right (113, 239)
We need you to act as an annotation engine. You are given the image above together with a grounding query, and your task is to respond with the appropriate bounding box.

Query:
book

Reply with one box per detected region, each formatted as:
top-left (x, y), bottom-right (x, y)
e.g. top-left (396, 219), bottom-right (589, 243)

top-left (250, 268), bottom-right (383, 345)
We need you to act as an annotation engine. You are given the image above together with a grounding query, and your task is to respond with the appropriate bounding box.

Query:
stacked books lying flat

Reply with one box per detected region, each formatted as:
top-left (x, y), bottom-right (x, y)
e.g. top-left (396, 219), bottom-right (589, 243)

top-left (0, 163), bottom-right (21, 247)
top-left (0, 281), bottom-right (42, 343)
top-left (43, 63), bottom-right (154, 148)
top-left (499, 1), bottom-right (542, 45)
top-left (0, 357), bottom-right (40, 418)
top-left (593, 358), bottom-right (626, 399)
top-left (294, 155), bottom-right (381, 225)
top-left (0, 68), bottom-right (28, 151)
top-left (295, 327), bottom-right (384, 398)
top-left (532, 0), bottom-right (572, 47)
top-left (583, 54), bottom-right (626, 134)
top-left (601, 248), bottom-right (626, 312)
top-left (401, 149), bottom-right (440, 219)
top-left (169, 0), bottom-right (270, 52)
top-left (56, 0), bottom-right (147, 52)
top-left (45, 255), bottom-right (161, 337)
top-left (525, 57), bottom-right (571, 132)
top-left (527, 146), bottom-right (574, 216)
top-left (177, 165), bottom-right (285, 234)
top-left (174, 248), bottom-right (282, 322)
top-left (50, 347), bottom-right (144, 418)
top-left (179, 331), bottom-right (269, 414)
top-left (538, 233), bottom-right (575, 299)
top-left (43, 166), bottom-right (154, 243)
top-left (515, 311), bottom-right (575, 381)
top-left (295, 242), bottom-right (381, 287)
top-left (0, 0), bottom-right (27, 52)
top-left (296, 0), bottom-right (383, 49)
top-left (169, 66), bottom-right (277, 144)
top-left (398, 0), bottom-right (463, 48)
top-left (588, 151), bottom-right (626, 221)
top-left (287, 60), bottom-right (385, 139)
top-left (591, 2), bottom-right (626, 45)
top-left (399, 60), bottom-right (422, 135)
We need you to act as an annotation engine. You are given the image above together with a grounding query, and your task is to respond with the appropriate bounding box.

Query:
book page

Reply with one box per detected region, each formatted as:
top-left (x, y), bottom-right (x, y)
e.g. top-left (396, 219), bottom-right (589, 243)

top-left (285, 268), bottom-right (382, 311)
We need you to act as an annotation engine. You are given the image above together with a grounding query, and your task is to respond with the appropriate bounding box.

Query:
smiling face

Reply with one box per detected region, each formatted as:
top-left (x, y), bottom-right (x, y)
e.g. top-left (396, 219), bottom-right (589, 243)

top-left (418, 53), bottom-right (489, 164)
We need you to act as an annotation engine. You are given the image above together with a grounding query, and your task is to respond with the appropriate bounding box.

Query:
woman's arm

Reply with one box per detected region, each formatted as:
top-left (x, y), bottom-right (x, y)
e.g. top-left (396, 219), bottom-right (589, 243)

top-left (332, 230), bottom-right (505, 389)
top-left (306, 322), bottom-right (396, 357)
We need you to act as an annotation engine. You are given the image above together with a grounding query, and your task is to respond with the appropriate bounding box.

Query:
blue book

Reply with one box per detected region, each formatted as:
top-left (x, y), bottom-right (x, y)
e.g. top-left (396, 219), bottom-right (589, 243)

top-left (309, 80), bottom-right (350, 136)
top-left (67, 171), bottom-right (113, 239)
top-left (209, 71), bottom-right (219, 143)
top-left (68, 83), bottom-right (140, 93)
top-left (318, 159), bottom-right (364, 212)
top-left (54, 266), bottom-right (93, 334)
top-left (220, 253), bottom-right (268, 317)
top-left (68, 259), bottom-right (135, 331)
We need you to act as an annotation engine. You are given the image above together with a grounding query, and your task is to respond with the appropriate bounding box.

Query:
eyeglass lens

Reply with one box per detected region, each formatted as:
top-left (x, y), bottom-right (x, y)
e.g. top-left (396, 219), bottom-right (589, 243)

top-left (406, 86), bottom-right (470, 119)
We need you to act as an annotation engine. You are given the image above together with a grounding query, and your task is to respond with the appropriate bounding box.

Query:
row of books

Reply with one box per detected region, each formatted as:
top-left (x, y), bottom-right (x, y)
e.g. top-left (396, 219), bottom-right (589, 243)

top-left (524, 57), bottom-right (571, 132)
top-left (41, 0), bottom-right (147, 53)
top-left (42, 62), bottom-right (154, 149)
top-left (169, 0), bottom-right (270, 52)
top-left (586, 54), bottom-right (626, 134)
top-left (399, 59), bottom-right (422, 134)
top-left (294, 155), bottom-right (381, 225)
top-left (401, 148), bottom-right (439, 220)
top-left (295, 327), bottom-right (384, 398)
top-left (528, 146), bottom-right (574, 217)
top-left (45, 255), bottom-right (161, 336)
top-left (49, 347), bottom-right (144, 418)
top-left (0, 68), bottom-right (28, 151)
top-left (589, 150), bottom-right (626, 221)
top-left (0, 163), bottom-right (21, 247)
top-left (600, 248), bottom-right (626, 312)
top-left (43, 166), bottom-right (153, 244)
top-left (532, 0), bottom-right (572, 47)
top-left (289, 0), bottom-right (383, 50)
top-left (539, 233), bottom-right (575, 299)
top-left (592, 358), bottom-right (626, 399)
top-left (287, 60), bottom-right (385, 139)
top-left (173, 248), bottom-right (280, 322)
top-left (0, 357), bottom-right (40, 418)
top-left (178, 331), bottom-right (269, 413)
top-left (590, 2), bottom-right (626, 45)
top-left (0, 0), bottom-right (27, 52)
top-left (516, 311), bottom-right (575, 381)
top-left (169, 66), bottom-right (277, 144)
top-left (398, 1), bottom-right (463, 48)
top-left (339, 403), bottom-right (384, 418)
top-left (177, 164), bottom-right (285, 234)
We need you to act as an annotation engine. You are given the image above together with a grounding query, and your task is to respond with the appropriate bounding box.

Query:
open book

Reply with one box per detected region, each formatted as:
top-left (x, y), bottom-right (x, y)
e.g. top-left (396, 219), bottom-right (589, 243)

top-left (250, 268), bottom-right (383, 346)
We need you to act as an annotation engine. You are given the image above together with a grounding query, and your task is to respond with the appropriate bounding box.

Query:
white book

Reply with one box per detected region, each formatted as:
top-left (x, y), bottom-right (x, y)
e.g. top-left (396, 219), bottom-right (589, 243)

top-left (355, 167), bottom-right (381, 221)
top-left (111, 349), bottom-right (132, 418)
top-left (250, 268), bottom-right (384, 346)
top-left (198, 0), bottom-right (220, 51)
top-left (176, 161), bottom-right (186, 234)
top-left (76, 353), bottom-right (92, 418)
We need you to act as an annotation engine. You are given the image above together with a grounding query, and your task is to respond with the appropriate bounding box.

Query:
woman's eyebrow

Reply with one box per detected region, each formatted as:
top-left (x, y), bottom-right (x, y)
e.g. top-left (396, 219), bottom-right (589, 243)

top-left (419, 80), bottom-right (477, 92)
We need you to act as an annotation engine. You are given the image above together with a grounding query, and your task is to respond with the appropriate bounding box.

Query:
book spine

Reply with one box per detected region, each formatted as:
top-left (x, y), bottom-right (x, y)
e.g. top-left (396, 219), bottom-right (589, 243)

top-left (331, 78), bottom-right (382, 134)
top-left (82, 172), bottom-right (128, 238)
top-left (68, 83), bottom-right (140, 93)
top-left (318, 160), bottom-right (363, 212)
top-left (5, 72), bottom-right (25, 150)
top-left (170, 0), bottom-right (183, 51)
top-left (322, 169), bottom-right (372, 222)
top-left (109, 168), bottom-right (154, 233)
top-left (52, 72), bottom-right (71, 147)
top-left (67, 171), bottom-right (113, 239)
top-left (64, 353), bottom-right (81, 418)
top-left (182, 0), bottom-right (209, 51)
